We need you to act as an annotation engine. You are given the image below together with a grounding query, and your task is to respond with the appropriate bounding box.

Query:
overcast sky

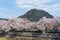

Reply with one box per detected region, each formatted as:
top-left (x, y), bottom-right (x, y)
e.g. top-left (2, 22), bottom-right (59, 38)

top-left (0, 0), bottom-right (60, 18)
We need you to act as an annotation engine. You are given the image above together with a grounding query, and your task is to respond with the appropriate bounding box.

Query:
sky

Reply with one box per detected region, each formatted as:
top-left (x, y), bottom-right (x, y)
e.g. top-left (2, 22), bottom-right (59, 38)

top-left (0, 0), bottom-right (60, 18)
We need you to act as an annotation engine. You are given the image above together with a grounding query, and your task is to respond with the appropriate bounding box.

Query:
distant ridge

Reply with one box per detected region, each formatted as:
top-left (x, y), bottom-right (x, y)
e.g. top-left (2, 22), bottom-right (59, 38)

top-left (18, 9), bottom-right (53, 22)
top-left (0, 18), bottom-right (8, 21)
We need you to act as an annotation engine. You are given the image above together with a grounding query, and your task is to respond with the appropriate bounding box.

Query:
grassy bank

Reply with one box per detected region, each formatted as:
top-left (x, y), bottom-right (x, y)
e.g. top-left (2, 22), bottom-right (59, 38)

top-left (0, 36), bottom-right (52, 40)
top-left (0, 37), bottom-right (8, 40)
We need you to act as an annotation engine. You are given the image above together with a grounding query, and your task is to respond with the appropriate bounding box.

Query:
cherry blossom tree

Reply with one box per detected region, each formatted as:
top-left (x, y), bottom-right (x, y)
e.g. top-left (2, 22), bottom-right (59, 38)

top-left (0, 17), bottom-right (60, 33)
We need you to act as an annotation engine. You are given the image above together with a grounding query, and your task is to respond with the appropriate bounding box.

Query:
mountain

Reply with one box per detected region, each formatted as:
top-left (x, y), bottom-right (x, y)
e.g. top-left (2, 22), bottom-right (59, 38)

top-left (18, 9), bottom-right (53, 22)
top-left (0, 18), bottom-right (8, 21)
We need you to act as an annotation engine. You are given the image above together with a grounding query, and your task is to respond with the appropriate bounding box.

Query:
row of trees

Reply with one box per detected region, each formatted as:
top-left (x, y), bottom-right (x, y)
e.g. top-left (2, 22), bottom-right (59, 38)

top-left (0, 17), bottom-right (60, 33)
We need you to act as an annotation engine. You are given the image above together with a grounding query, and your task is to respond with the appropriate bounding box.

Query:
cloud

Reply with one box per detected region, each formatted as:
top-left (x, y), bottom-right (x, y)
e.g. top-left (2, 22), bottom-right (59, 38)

top-left (45, 2), bottom-right (60, 17)
top-left (16, 0), bottom-right (60, 17)
top-left (16, 0), bottom-right (53, 8)
top-left (16, 0), bottom-right (58, 9)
